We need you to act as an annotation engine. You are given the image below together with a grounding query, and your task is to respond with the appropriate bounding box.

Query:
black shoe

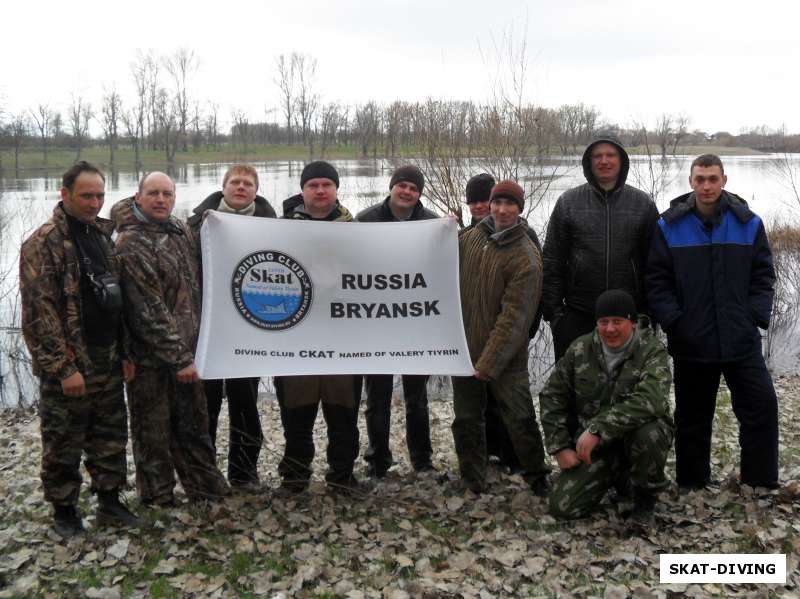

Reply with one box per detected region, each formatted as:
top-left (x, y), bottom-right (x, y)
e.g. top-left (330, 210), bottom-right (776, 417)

top-left (275, 480), bottom-right (309, 497)
top-left (365, 464), bottom-right (389, 479)
top-left (97, 491), bottom-right (142, 528)
top-left (613, 476), bottom-right (633, 499)
top-left (529, 476), bottom-right (551, 498)
top-left (328, 476), bottom-right (371, 497)
top-left (142, 494), bottom-right (177, 508)
top-left (678, 482), bottom-right (708, 494)
top-left (230, 480), bottom-right (262, 494)
top-left (53, 504), bottom-right (85, 538)
top-left (452, 478), bottom-right (485, 494)
top-left (624, 489), bottom-right (657, 524)
top-left (413, 462), bottom-right (436, 473)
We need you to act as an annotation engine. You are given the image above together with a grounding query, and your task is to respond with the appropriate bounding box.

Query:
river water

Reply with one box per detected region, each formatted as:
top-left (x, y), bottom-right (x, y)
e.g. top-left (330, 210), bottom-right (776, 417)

top-left (1, 154), bottom-right (797, 404)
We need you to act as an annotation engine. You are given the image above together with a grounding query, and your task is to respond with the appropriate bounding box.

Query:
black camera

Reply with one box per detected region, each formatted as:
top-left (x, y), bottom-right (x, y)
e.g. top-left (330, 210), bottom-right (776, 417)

top-left (89, 272), bottom-right (123, 314)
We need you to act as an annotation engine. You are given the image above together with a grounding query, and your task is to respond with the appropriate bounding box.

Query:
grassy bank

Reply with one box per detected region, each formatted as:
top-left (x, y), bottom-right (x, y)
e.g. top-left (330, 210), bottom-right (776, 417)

top-left (0, 143), bottom-right (763, 175)
top-left (0, 144), bottom-right (375, 174)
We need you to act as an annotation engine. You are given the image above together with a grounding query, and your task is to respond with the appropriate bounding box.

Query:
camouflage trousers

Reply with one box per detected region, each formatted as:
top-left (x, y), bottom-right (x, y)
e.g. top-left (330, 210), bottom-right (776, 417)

top-left (127, 366), bottom-right (229, 503)
top-left (451, 370), bottom-right (550, 488)
top-left (549, 419), bottom-right (673, 519)
top-left (39, 368), bottom-right (127, 506)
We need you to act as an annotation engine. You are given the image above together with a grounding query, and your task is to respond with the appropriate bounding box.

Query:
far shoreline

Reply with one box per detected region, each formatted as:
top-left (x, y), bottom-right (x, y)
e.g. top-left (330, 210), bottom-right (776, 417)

top-left (0, 144), bottom-right (768, 176)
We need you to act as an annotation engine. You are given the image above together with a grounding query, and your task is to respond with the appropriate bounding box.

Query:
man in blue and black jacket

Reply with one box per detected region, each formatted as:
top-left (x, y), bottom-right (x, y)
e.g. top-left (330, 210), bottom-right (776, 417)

top-left (646, 154), bottom-right (779, 490)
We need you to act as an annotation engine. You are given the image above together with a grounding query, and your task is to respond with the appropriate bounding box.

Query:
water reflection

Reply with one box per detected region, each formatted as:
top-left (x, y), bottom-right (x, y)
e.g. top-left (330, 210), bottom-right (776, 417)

top-left (1, 154), bottom-right (798, 404)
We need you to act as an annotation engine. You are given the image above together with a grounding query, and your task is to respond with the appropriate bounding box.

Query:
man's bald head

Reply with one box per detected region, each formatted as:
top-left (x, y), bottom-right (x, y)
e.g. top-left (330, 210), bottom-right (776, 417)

top-left (135, 171), bottom-right (177, 222)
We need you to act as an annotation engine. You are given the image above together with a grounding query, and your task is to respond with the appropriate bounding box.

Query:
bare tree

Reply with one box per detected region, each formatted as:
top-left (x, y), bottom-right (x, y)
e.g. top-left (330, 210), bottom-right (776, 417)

top-left (51, 112), bottom-right (63, 146)
top-left (318, 102), bottom-right (346, 158)
top-left (293, 53), bottom-right (319, 155)
top-left (100, 87), bottom-right (122, 165)
top-left (191, 101), bottom-right (203, 151)
top-left (653, 112), bottom-right (691, 159)
top-left (143, 52), bottom-right (161, 150)
top-left (154, 88), bottom-right (177, 162)
top-left (416, 23), bottom-right (560, 226)
top-left (771, 153), bottom-right (800, 210)
top-left (275, 53), bottom-right (296, 144)
top-left (164, 47), bottom-right (198, 153)
top-left (29, 103), bottom-right (52, 163)
top-left (231, 108), bottom-right (250, 152)
top-left (629, 119), bottom-right (676, 205)
top-left (126, 52), bottom-right (151, 168)
top-left (9, 112), bottom-right (28, 170)
top-left (671, 113), bottom-right (690, 155)
top-left (68, 94), bottom-right (93, 160)
top-left (353, 102), bottom-right (380, 159)
top-left (206, 101), bottom-right (220, 150)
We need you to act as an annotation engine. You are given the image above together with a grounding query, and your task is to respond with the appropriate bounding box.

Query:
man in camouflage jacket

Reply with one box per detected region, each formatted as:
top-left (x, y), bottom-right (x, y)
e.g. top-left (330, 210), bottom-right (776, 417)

top-left (114, 172), bottom-right (228, 506)
top-left (452, 180), bottom-right (550, 494)
top-left (540, 289), bottom-right (673, 520)
top-left (20, 161), bottom-right (139, 537)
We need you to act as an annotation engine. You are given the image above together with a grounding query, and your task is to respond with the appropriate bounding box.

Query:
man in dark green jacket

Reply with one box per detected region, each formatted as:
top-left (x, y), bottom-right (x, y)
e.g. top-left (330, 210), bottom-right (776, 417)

top-left (540, 289), bottom-right (673, 520)
top-left (453, 180), bottom-right (550, 495)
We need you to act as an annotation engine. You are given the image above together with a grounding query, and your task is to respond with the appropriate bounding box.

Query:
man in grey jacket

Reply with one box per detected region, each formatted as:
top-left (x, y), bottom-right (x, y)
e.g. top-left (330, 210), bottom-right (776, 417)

top-left (542, 137), bottom-right (658, 362)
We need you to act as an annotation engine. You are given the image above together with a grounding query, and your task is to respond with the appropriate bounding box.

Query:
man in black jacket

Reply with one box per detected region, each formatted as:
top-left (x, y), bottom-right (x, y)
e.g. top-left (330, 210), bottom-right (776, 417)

top-left (356, 165), bottom-right (436, 477)
top-left (647, 154), bottom-right (778, 490)
top-left (188, 164), bottom-right (276, 488)
top-left (542, 138), bottom-right (658, 361)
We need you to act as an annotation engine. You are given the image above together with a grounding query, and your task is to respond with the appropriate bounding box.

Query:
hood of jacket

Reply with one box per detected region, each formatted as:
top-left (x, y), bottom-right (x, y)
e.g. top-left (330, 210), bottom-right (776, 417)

top-left (581, 136), bottom-right (630, 194)
top-left (110, 195), bottom-right (186, 236)
top-left (188, 191), bottom-right (276, 226)
top-left (662, 189), bottom-right (753, 225)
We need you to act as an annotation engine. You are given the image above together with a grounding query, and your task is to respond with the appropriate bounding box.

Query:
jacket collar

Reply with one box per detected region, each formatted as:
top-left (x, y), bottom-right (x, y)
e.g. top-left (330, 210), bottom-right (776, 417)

top-left (661, 189), bottom-right (753, 225)
top-left (188, 190), bottom-right (272, 225)
top-left (590, 314), bottom-right (652, 361)
top-left (378, 195), bottom-right (427, 221)
top-left (54, 202), bottom-right (114, 237)
top-left (477, 216), bottom-right (528, 246)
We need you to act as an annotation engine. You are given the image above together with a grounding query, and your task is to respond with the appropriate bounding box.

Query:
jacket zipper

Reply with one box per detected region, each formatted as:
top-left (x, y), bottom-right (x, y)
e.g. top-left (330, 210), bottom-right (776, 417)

top-left (605, 196), bottom-right (610, 289)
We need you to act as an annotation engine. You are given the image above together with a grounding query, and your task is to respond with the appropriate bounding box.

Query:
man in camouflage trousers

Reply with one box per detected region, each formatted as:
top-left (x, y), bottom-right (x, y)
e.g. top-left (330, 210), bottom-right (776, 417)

top-left (20, 161), bottom-right (140, 537)
top-left (114, 172), bottom-right (229, 506)
top-left (452, 180), bottom-right (550, 495)
top-left (540, 289), bottom-right (674, 520)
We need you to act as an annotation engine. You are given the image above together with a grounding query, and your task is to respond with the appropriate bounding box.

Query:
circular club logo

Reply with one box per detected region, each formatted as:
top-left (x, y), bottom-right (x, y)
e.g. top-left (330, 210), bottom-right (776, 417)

top-left (231, 250), bottom-right (313, 331)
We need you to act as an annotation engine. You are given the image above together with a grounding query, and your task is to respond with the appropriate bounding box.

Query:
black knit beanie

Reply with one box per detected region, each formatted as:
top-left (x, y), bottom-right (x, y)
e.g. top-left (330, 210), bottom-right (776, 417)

top-left (389, 165), bottom-right (424, 194)
top-left (301, 161), bottom-right (339, 188)
top-left (466, 173), bottom-right (496, 203)
top-left (595, 289), bottom-right (638, 322)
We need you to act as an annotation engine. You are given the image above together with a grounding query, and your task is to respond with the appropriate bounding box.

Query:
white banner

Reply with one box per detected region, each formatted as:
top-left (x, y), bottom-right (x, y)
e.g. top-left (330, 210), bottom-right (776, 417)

top-left (195, 212), bottom-right (473, 378)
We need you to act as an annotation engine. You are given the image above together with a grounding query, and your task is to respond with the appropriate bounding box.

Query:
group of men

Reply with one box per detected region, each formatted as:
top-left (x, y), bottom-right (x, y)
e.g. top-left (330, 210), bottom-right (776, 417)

top-left (20, 136), bottom-right (779, 537)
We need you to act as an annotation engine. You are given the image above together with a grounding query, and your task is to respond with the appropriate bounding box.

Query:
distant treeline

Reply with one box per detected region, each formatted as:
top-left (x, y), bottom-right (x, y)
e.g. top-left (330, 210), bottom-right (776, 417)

top-left (2, 49), bottom-right (799, 171)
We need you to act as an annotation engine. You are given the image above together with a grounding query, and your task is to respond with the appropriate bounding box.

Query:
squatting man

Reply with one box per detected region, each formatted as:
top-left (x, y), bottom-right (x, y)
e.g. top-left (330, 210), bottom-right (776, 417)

top-left (540, 289), bottom-right (674, 520)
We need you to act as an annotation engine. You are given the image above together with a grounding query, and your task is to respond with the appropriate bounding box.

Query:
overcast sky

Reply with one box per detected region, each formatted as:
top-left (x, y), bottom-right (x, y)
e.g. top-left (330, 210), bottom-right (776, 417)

top-left (3, 0), bottom-right (798, 135)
